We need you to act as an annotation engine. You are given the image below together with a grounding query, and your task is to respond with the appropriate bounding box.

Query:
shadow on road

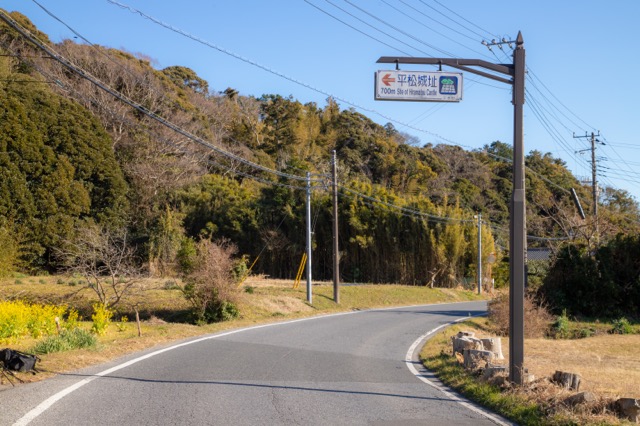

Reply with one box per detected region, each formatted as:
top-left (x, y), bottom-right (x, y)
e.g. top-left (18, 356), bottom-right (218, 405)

top-left (54, 371), bottom-right (459, 403)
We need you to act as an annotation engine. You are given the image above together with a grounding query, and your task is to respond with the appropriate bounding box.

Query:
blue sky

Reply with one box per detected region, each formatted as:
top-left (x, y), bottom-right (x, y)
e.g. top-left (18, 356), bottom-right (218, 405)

top-left (4, 0), bottom-right (640, 202)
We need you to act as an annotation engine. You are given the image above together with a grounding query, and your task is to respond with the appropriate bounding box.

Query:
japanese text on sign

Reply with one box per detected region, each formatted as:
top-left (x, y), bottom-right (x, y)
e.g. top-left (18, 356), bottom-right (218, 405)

top-left (375, 70), bottom-right (463, 102)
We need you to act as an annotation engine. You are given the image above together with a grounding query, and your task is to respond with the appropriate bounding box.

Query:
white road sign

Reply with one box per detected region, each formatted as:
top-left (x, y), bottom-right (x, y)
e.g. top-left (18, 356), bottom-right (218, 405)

top-left (375, 70), bottom-right (463, 102)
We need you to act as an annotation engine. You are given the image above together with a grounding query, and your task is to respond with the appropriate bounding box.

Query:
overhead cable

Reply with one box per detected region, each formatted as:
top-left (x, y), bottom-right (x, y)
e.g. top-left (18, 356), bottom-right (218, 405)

top-left (0, 9), bottom-right (322, 185)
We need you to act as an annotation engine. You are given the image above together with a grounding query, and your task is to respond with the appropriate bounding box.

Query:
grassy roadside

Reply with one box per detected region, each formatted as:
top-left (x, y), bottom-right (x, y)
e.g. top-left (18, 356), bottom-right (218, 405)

top-left (420, 318), bottom-right (636, 425)
top-left (1, 275), bottom-right (486, 385)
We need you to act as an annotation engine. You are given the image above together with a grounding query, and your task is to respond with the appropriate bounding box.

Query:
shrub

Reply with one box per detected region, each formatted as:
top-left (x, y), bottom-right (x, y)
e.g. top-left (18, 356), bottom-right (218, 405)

top-left (575, 327), bottom-right (595, 338)
top-left (58, 224), bottom-right (143, 308)
top-left (163, 280), bottom-right (180, 290)
top-left (33, 328), bottom-right (97, 354)
top-left (611, 317), bottom-right (633, 335)
top-left (232, 255), bottom-right (249, 283)
top-left (181, 239), bottom-right (240, 324)
top-left (64, 309), bottom-right (80, 330)
top-left (551, 309), bottom-right (570, 339)
top-left (487, 293), bottom-right (553, 338)
top-left (116, 315), bottom-right (129, 332)
top-left (91, 303), bottom-right (113, 335)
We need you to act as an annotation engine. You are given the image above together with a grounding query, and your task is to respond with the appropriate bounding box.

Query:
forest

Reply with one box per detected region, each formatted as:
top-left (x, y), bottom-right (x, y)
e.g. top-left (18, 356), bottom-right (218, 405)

top-left (1, 10), bottom-right (639, 295)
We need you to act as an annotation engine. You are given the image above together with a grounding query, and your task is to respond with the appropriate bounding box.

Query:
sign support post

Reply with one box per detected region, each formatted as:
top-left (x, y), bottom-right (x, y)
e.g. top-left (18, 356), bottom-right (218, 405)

top-left (376, 31), bottom-right (526, 385)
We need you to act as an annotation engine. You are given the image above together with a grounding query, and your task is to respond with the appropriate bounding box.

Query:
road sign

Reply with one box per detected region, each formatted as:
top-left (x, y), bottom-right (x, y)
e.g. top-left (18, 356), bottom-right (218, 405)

top-left (375, 70), bottom-right (463, 102)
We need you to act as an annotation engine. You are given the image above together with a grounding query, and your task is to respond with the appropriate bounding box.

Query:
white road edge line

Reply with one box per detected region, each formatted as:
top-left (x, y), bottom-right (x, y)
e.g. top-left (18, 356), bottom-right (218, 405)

top-left (405, 315), bottom-right (512, 426)
top-left (12, 311), bottom-right (355, 426)
top-left (14, 301), bottom-right (479, 426)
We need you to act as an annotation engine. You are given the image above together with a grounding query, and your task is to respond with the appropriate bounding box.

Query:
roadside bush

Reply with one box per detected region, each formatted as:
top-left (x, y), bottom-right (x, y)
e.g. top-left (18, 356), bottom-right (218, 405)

top-left (550, 309), bottom-right (570, 339)
top-left (181, 239), bottom-right (240, 324)
top-left (32, 328), bottom-right (97, 354)
top-left (91, 303), bottom-right (113, 335)
top-left (487, 293), bottom-right (554, 338)
top-left (610, 317), bottom-right (633, 335)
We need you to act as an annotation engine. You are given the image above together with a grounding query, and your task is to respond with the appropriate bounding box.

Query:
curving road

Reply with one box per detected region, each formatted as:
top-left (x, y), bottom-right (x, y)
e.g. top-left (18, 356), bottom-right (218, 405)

top-left (1, 301), bottom-right (513, 425)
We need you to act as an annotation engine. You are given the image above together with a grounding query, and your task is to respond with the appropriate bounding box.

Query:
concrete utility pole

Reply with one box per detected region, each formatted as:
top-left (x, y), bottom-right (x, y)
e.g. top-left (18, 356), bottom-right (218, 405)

top-left (509, 34), bottom-right (526, 386)
top-left (332, 150), bottom-right (340, 303)
top-left (573, 131), bottom-right (601, 243)
top-left (477, 213), bottom-right (482, 296)
top-left (306, 172), bottom-right (312, 304)
top-left (377, 31), bottom-right (527, 385)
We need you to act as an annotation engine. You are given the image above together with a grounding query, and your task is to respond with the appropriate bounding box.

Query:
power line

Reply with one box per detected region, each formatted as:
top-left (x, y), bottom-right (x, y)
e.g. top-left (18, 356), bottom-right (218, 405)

top-left (106, 0), bottom-right (634, 207)
top-left (341, 0), bottom-right (454, 56)
top-left (2, 42), bottom-right (314, 192)
top-left (401, 0), bottom-right (481, 43)
top-left (338, 184), bottom-right (471, 224)
top-left (527, 68), bottom-right (596, 131)
top-left (327, 0), bottom-right (451, 56)
top-left (308, 0), bottom-right (505, 90)
top-left (431, 0), bottom-right (499, 41)
top-left (29, 1), bottom-right (334, 188)
top-left (1, 12), bottom-right (481, 227)
top-left (303, 0), bottom-right (412, 56)
top-left (0, 9), bottom-right (322, 186)
top-left (13, 3), bottom-right (614, 221)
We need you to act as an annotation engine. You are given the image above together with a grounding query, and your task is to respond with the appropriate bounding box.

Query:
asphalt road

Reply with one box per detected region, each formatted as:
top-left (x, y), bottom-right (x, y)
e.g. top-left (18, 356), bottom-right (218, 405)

top-left (1, 301), bottom-right (514, 426)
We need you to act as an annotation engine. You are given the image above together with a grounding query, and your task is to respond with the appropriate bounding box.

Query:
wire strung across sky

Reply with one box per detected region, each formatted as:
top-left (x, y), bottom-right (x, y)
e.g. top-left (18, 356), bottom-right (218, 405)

top-left (0, 9), bottom-right (328, 187)
top-left (104, 0), bottom-right (583, 199)
top-left (2, 6), bottom-right (478, 227)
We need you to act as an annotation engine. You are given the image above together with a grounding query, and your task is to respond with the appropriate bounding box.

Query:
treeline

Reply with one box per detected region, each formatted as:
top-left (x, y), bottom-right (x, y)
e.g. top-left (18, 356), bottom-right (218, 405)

top-left (541, 234), bottom-right (640, 318)
top-left (1, 11), bottom-right (639, 287)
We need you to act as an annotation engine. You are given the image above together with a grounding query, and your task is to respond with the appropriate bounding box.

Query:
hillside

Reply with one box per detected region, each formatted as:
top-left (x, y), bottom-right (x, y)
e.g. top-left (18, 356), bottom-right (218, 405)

top-left (1, 10), bottom-right (639, 285)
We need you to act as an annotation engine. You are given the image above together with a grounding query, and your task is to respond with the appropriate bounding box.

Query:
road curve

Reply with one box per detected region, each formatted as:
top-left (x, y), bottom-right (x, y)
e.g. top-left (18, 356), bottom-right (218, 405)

top-left (1, 301), bottom-right (513, 426)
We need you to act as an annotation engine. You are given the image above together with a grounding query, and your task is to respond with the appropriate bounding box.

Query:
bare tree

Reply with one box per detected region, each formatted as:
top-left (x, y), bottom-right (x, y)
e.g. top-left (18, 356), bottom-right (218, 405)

top-left (58, 223), bottom-right (144, 308)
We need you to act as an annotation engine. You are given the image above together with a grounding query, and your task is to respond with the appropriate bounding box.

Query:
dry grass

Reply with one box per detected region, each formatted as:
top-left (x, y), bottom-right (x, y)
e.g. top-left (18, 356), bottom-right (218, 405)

top-left (485, 292), bottom-right (640, 399)
top-left (524, 334), bottom-right (640, 398)
top-left (0, 275), bottom-right (191, 318)
top-left (423, 318), bottom-right (639, 425)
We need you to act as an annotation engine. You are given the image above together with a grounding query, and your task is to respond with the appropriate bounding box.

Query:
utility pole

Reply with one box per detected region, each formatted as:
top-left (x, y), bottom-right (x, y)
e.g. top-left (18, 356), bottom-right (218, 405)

top-left (476, 213), bottom-right (482, 295)
top-left (509, 34), bottom-right (526, 386)
top-left (332, 150), bottom-right (340, 303)
top-left (573, 131), bottom-right (601, 243)
top-left (377, 31), bottom-right (527, 385)
top-left (306, 172), bottom-right (312, 304)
